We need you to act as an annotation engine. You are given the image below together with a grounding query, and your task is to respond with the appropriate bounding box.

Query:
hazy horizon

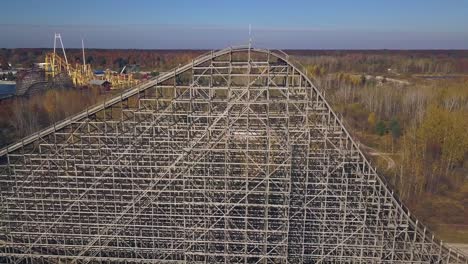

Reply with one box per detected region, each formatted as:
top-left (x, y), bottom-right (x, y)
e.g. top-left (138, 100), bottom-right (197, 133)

top-left (1, 0), bottom-right (468, 49)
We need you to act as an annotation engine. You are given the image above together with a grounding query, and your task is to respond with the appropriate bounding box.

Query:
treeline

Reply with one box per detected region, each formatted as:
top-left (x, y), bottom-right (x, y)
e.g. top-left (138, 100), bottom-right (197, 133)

top-left (3, 48), bottom-right (468, 75)
top-left (294, 50), bottom-right (468, 74)
top-left (0, 48), bottom-right (204, 72)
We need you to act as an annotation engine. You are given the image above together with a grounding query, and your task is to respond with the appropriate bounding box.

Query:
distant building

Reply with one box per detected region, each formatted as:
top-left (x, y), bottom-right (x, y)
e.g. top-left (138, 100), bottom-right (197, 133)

top-left (93, 70), bottom-right (105, 76)
top-left (89, 79), bottom-right (112, 90)
top-left (0, 70), bottom-right (18, 77)
top-left (34, 63), bottom-right (47, 69)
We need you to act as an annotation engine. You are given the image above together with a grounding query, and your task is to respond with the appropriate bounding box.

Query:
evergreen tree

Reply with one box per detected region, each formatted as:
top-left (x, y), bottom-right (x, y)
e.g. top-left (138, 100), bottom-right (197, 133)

top-left (390, 118), bottom-right (401, 139)
top-left (375, 121), bottom-right (387, 136)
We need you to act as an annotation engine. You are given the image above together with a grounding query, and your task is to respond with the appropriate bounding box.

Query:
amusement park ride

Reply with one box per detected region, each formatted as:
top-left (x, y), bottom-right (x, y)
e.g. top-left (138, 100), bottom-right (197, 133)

top-left (44, 34), bottom-right (139, 88)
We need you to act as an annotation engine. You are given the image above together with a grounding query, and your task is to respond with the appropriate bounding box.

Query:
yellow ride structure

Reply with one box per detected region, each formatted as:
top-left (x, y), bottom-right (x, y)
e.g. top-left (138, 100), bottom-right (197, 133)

top-left (44, 33), bottom-right (140, 89)
top-left (44, 52), bottom-right (94, 86)
top-left (104, 70), bottom-right (139, 89)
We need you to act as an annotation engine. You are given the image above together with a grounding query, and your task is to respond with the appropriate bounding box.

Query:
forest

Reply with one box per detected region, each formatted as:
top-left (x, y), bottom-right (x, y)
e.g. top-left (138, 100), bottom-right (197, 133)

top-left (301, 55), bottom-right (468, 243)
top-left (0, 48), bottom-right (204, 72)
top-left (0, 48), bottom-right (467, 243)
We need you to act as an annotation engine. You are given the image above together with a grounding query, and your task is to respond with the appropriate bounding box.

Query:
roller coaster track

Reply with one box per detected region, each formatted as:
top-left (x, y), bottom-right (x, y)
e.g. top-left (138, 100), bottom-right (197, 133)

top-left (0, 46), bottom-right (466, 263)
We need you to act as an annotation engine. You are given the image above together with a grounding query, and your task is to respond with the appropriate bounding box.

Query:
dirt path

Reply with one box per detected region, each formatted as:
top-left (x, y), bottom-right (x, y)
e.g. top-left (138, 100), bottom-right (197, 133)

top-left (448, 243), bottom-right (468, 256)
top-left (365, 74), bottom-right (410, 86)
top-left (359, 143), bottom-right (396, 170)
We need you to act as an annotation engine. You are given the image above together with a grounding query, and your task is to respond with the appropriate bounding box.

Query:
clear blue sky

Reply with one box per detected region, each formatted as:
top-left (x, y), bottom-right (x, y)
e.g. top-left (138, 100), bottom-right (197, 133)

top-left (1, 0), bottom-right (467, 49)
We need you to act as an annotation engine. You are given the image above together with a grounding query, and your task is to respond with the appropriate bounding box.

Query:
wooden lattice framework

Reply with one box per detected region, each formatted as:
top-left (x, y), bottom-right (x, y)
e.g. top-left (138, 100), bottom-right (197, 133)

top-left (0, 47), bottom-right (466, 263)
